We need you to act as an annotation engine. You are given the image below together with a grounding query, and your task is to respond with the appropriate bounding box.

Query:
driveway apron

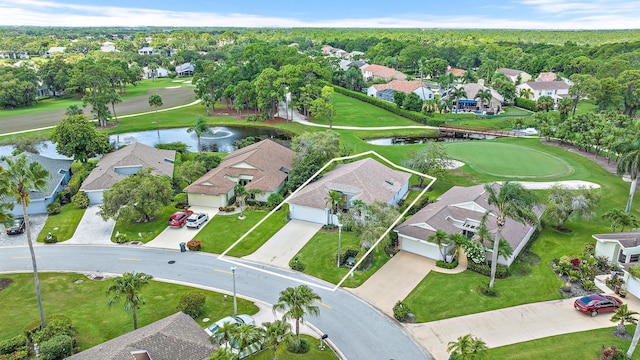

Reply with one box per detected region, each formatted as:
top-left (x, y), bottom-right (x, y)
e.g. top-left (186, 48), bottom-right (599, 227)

top-left (145, 206), bottom-right (218, 250)
top-left (350, 251), bottom-right (435, 315)
top-left (243, 220), bottom-right (322, 268)
top-left (64, 206), bottom-right (115, 245)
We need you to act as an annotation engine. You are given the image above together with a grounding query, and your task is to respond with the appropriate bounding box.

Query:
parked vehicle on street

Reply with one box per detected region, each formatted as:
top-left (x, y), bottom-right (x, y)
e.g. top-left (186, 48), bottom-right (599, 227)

top-left (205, 314), bottom-right (255, 336)
top-left (186, 212), bottom-right (208, 229)
top-left (574, 293), bottom-right (622, 317)
top-left (6, 218), bottom-right (25, 235)
top-left (168, 209), bottom-right (193, 228)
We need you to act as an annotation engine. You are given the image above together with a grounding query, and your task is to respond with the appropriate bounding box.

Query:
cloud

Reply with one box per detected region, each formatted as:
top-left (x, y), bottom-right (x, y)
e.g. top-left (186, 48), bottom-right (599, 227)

top-left (0, 0), bottom-right (639, 29)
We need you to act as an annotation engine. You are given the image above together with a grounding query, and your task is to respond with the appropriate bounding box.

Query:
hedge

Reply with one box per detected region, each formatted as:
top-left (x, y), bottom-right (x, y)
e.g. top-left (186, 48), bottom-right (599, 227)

top-left (0, 335), bottom-right (27, 355)
top-left (514, 97), bottom-right (536, 112)
top-left (467, 261), bottom-right (510, 279)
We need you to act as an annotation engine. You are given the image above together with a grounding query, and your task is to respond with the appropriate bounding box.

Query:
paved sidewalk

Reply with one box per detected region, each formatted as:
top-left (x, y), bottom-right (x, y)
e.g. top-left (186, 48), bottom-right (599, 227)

top-left (63, 206), bottom-right (115, 245)
top-left (243, 220), bottom-right (322, 268)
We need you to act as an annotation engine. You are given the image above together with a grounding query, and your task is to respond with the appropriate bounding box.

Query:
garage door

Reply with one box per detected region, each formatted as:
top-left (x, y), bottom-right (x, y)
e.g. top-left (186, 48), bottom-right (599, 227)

top-left (399, 236), bottom-right (440, 260)
top-left (289, 205), bottom-right (327, 224)
top-left (188, 193), bottom-right (225, 208)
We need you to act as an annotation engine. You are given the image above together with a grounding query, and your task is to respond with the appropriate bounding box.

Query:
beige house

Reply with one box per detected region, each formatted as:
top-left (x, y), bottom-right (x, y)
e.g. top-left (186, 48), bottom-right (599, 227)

top-left (395, 183), bottom-right (544, 266)
top-left (80, 142), bottom-right (176, 205)
top-left (287, 158), bottom-right (411, 225)
top-left (361, 64), bottom-right (407, 81)
top-left (495, 68), bottom-right (532, 84)
top-left (185, 139), bottom-right (294, 208)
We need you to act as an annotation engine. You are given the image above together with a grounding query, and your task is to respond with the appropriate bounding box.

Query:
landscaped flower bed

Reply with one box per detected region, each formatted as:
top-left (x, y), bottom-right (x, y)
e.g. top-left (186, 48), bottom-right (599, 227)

top-left (551, 244), bottom-right (616, 297)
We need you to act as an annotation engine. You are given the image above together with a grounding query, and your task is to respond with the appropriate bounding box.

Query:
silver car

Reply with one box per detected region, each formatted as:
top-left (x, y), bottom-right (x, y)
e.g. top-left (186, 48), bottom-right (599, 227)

top-left (205, 314), bottom-right (255, 336)
top-left (186, 212), bottom-right (208, 229)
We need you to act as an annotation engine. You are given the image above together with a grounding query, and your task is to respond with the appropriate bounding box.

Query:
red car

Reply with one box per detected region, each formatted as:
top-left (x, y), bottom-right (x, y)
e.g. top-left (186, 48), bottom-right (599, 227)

top-left (168, 209), bottom-right (193, 228)
top-left (574, 294), bottom-right (622, 317)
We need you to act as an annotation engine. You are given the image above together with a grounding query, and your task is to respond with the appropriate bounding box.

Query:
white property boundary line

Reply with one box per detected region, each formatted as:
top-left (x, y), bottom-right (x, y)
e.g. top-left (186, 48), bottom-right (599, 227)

top-left (218, 150), bottom-right (437, 292)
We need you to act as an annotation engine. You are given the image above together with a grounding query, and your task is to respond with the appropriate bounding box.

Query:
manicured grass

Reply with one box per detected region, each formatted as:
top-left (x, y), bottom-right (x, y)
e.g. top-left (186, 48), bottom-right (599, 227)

top-left (252, 334), bottom-right (338, 360)
top-left (36, 203), bottom-right (86, 242)
top-left (294, 230), bottom-right (392, 288)
top-left (445, 141), bottom-right (574, 179)
top-left (0, 273), bottom-right (258, 351)
top-left (111, 203), bottom-right (179, 243)
top-left (196, 208), bottom-right (288, 257)
top-left (487, 326), bottom-right (640, 360)
top-left (310, 93), bottom-right (423, 127)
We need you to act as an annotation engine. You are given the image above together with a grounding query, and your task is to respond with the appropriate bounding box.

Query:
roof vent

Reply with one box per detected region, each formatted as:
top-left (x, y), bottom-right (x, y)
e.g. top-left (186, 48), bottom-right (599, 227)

top-left (385, 180), bottom-right (394, 185)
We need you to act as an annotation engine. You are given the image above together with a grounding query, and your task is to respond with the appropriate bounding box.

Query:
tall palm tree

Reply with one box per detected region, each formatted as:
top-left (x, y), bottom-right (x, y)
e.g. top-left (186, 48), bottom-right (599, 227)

top-left (476, 211), bottom-right (493, 248)
top-left (450, 87), bottom-right (467, 120)
top-left (485, 182), bottom-right (538, 288)
top-left (186, 116), bottom-right (212, 152)
top-left (475, 89), bottom-right (493, 112)
top-left (447, 333), bottom-right (488, 360)
top-left (617, 137), bottom-right (640, 213)
top-left (272, 285), bottom-right (321, 346)
top-left (262, 320), bottom-right (293, 360)
top-left (428, 229), bottom-right (450, 261)
top-left (1, 154), bottom-right (50, 327)
top-left (228, 323), bottom-right (263, 359)
top-left (148, 94), bottom-right (163, 124)
top-left (212, 321), bottom-right (238, 346)
top-left (105, 89), bottom-right (122, 122)
top-left (234, 184), bottom-right (248, 219)
top-left (325, 190), bottom-right (344, 225)
top-left (448, 233), bottom-right (468, 261)
top-left (106, 271), bottom-right (153, 330)
top-left (611, 304), bottom-right (638, 337)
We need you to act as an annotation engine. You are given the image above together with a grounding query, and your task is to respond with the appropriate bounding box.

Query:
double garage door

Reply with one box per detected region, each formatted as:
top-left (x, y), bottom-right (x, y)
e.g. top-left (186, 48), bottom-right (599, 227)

top-left (288, 204), bottom-right (327, 225)
top-left (399, 236), bottom-right (440, 260)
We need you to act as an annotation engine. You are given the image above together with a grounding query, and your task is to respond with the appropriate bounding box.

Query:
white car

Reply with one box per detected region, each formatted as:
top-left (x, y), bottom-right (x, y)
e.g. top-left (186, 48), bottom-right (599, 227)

top-left (205, 314), bottom-right (255, 336)
top-left (186, 212), bottom-right (208, 229)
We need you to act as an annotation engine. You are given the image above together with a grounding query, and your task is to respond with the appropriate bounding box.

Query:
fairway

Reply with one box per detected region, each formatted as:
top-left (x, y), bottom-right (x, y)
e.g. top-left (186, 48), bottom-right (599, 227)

top-left (445, 141), bottom-right (574, 178)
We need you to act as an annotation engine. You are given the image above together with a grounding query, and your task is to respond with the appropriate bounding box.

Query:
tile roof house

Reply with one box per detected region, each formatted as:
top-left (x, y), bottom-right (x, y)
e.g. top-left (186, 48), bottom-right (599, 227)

top-left (495, 68), bottom-right (532, 83)
top-left (367, 80), bottom-right (439, 102)
top-left (535, 72), bottom-right (558, 82)
top-left (67, 312), bottom-right (215, 360)
top-left (447, 67), bottom-right (467, 77)
top-left (185, 139), bottom-right (294, 208)
top-left (287, 158), bottom-right (411, 224)
top-left (361, 64), bottom-right (407, 81)
top-left (80, 142), bottom-right (176, 205)
top-left (0, 153), bottom-right (72, 216)
top-left (395, 183), bottom-right (544, 266)
top-left (516, 81), bottom-right (570, 103)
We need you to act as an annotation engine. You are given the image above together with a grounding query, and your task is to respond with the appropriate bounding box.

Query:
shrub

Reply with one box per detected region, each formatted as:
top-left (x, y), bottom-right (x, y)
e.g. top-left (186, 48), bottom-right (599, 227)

top-left (600, 345), bottom-right (629, 360)
top-left (44, 233), bottom-right (58, 244)
top-left (178, 292), bottom-right (206, 318)
top-left (286, 339), bottom-right (309, 354)
top-left (218, 206), bottom-right (236, 212)
top-left (467, 261), bottom-right (510, 278)
top-left (114, 232), bottom-right (128, 243)
top-left (462, 241), bottom-right (485, 264)
top-left (155, 142), bottom-right (189, 153)
top-left (478, 283), bottom-right (500, 297)
top-left (0, 335), bottom-right (27, 355)
top-left (46, 201), bottom-right (61, 215)
top-left (71, 191), bottom-right (89, 209)
top-left (32, 317), bottom-right (76, 345)
top-left (55, 189), bottom-right (71, 205)
top-left (582, 280), bottom-right (597, 291)
top-left (193, 153), bottom-right (221, 171)
top-left (266, 193), bottom-right (284, 209)
top-left (186, 239), bottom-right (201, 251)
top-left (436, 258), bottom-right (459, 269)
top-left (393, 300), bottom-right (411, 321)
top-left (0, 349), bottom-right (29, 360)
top-left (290, 258), bottom-right (305, 272)
top-left (515, 97), bottom-right (536, 111)
top-left (174, 193), bottom-right (188, 208)
top-left (39, 335), bottom-right (74, 360)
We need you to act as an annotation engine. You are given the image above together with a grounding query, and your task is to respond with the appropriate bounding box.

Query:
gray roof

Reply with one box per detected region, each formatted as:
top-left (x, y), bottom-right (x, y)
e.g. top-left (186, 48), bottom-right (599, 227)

top-left (522, 81), bottom-right (570, 91)
top-left (287, 158), bottom-right (411, 208)
top-left (593, 232), bottom-right (640, 248)
top-left (395, 183), bottom-right (545, 251)
top-left (456, 83), bottom-right (504, 103)
top-left (0, 152), bottom-right (72, 201)
top-left (176, 63), bottom-right (194, 73)
top-left (80, 142), bottom-right (175, 191)
top-left (496, 68), bottom-right (527, 77)
top-left (67, 312), bottom-right (215, 360)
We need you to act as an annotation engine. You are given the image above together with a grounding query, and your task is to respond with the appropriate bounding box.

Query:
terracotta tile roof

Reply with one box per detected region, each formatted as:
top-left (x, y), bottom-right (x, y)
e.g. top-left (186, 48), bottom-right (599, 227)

top-left (67, 312), bottom-right (215, 360)
top-left (496, 68), bottom-right (526, 77)
top-left (522, 81), bottom-right (570, 91)
top-left (287, 158), bottom-right (411, 208)
top-left (80, 143), bottom-right (175, 191)
top-left (395, 183), bottom-right (545, 251)
top-left (184, 139), bottom-right (294, 196)
top-left (362, 64), bottom-right (406, 80)
top-left (447, 68), bottom-right (466, 77)
top-left (535, 72), bottom-right (557, 82)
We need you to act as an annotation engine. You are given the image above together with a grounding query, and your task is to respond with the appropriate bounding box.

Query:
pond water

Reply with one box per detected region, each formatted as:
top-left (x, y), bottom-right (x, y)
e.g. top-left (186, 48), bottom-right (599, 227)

top-left (365, 134), bottom-right (494, 146)
top-left (0, 126), bottom-right (290, 159)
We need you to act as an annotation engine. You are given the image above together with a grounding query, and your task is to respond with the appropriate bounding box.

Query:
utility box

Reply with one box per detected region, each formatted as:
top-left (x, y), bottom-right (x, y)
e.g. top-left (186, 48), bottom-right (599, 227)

top-left (179, 242), bottom-right (186, 252)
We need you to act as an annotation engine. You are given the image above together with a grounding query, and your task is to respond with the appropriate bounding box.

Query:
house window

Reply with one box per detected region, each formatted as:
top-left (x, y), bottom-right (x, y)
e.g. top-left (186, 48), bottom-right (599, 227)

top-left (619, 250), bottom-right (627, 263)
top-left (630, 254), bottom-right (640, 262)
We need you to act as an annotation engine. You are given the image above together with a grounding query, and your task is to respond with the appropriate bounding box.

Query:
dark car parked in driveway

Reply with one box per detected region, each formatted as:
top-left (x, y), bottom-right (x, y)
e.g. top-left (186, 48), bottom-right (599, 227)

top-left (168, 209), bottom-right (194, 228)
top-left (574, 293), bottom-right (622, 317)
top-left (6, 218), bottom-right (25, 235)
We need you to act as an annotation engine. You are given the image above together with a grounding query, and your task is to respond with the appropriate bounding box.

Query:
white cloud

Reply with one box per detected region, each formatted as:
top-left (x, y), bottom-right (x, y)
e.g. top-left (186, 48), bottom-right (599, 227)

top-left (0, 0), bottom-right (638, 29)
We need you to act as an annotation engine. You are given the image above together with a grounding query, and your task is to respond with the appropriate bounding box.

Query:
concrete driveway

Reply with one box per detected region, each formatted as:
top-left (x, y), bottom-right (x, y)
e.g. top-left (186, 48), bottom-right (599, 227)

top-left (64, 206), bottom-right (115, 245)
top-left (243, 220), bottom-right (322, 268)
top-left (0, 214), bottom-right (47, 247)
top-left (350, 251), bottom-right (435, 315)
top-left (409, 293), bottom-right (640, 360)
top-left (145, 206), bottom-right (218, 250)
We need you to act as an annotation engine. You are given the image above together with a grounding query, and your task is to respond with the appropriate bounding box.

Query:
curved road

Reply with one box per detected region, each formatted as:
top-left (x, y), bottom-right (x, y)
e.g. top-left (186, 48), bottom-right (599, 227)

top-left (0, 245), bottom-right (432, 360)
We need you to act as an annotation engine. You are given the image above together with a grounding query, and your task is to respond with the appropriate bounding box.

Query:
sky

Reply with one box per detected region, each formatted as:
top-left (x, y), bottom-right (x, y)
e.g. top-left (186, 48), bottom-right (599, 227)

top-left (0, 0), bottom-right (639, 30)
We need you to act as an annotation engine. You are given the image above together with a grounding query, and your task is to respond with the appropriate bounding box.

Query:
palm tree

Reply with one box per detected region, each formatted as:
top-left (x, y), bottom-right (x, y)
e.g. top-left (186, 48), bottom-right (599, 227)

top-left (212, 321), bottom-right (238, 346)
top-left (186, 116), bottom-right (212, 152)
top-left (447, 333), bottom-right (488, 360)
top-left (104, 89), bottom-right (122, 122)
top-left (448, 233), bottom-right (468, 261)
top-left (617, 137), bottom-right (640, 213)
top-left (450, 87), bottom-right (467, 120)
top-left (428, 229), bottom-right (450, 261)
top-left (325, 190), bottom-right (344, 225)
top-left (475, 89), bottom-right (493, 112)
top-left (148, 94), bottom-right (163, 124)
top-left (209, 346), bottom-right (235, 360)
top-left (1, 154), bottom-right (50, 327)
top-left (228, 323), bottom-right (263, 359)
top-left (484, 182), bottom-right (538, 288)
top-left (234, 184), bottom-right (248, 219)
top-left (262, 320), bottom-right (293, 360)
top-left (611, 304), bottom-right (638, 337)
top-left (201, 93), bottom-right (215, 116)
top-left (272, 285), bottom-right (321, 346)
top-left (519, 87), bottom-right (533, 100)
top-left (106, 271), bottom-right (153, 330)
top-left (64, 104), bottom-right (83, 116)
top-left (476, 211), bottom-right (493, 248)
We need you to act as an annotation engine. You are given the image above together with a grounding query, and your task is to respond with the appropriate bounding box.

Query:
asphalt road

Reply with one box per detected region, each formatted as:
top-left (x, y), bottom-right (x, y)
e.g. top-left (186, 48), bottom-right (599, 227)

top-left (0, 245), bottom-right (432, 360)
top-left (0, 86), bottom-right (195, 134)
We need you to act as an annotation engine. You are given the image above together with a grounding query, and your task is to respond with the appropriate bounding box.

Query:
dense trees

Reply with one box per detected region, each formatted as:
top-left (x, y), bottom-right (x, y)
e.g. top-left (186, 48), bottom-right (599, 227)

top-left (50, 113), bottom-right (111, 162)
top-left (288, 131), bottom-right (341, 190)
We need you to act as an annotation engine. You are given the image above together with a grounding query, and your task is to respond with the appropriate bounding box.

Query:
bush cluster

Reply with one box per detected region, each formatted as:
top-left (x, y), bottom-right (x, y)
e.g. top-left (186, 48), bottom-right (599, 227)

top-left (174, 193), bottom-right (188, 209)
top-left (514, 97), bottom-right (536, 111)
top-left (155, 142), bottom-right (189, 153)
top-left (178, 291), bottom-right (206, 318)
top-left (287, 339), bottom-right (309, 354)
top-left (290, 258), bottom-right (305, 272)
top-left (393, 300), bottom-right (411, 322)
top-left (71, 191), bottom-right (89, 209)
top-left (46, 201), bottom-right (61, 215)
top-left (22, 316), bottom-right (76, 360)
top-left (0, 335), bottom-right (28, 360)
top-left (218, 206), bottom-right (236, 212)
top-left (478, 283), bottom-right (500, 297)
top-left (186, 240), bottom-right (201, 251)
top-left (39, 335), bottom-right (74, 360)
top-left (467, 261), bottom-right (510, 279)
top-left (266, 193), bottom-right (284, 209)
top-left (436, 258), bottom-right (459, 269)
top-left (44, 233), bottom-right (58, 244)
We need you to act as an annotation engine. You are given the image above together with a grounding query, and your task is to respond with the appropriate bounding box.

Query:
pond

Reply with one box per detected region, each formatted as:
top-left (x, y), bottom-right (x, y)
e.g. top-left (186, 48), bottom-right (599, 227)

top-left (0, 126), bottom-right (291, 159)
top-left (365, 134), bottom-right (495, 146)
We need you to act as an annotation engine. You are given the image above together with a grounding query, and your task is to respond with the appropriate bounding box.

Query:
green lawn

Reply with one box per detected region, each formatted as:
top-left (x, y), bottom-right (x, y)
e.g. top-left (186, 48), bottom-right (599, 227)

top-left (0, 273), bottom-right (258, 351)
top-left (36, 203), bottom-right (86, 242)
top-left (196, 208), bottom-right (288, 257)
top-left (111, 203), bottom-right (179, 243)
top-left (487, 326), bottom-right (640, 360)
top-left (252, 334), bottom-right (338, 360)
